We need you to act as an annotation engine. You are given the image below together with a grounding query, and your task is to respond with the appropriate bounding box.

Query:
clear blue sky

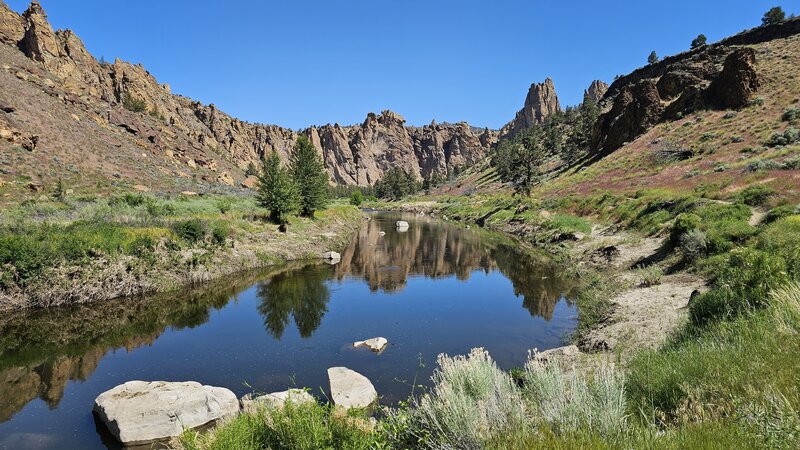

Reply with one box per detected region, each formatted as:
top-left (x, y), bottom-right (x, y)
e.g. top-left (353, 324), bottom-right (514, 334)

top-left (7, 1), bottom-right (798, 129)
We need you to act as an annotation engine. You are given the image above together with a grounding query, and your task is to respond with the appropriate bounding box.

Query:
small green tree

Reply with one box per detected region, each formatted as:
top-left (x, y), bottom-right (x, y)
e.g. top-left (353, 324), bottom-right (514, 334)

top-left (647, 51), bottom-right (659, 64)
top-left (349, 189), bottom-right (364, 206)
top-left (691, 34), bottom-right (707, 49)
top-left (121, 92), bottom-right (146, 113)
top-left (289, 136), bottom-right (329, 217)
top-left (256, 151), bottom-right (300, 225)
top-left (245, 161), bottom-right (259, 177)
top-left (762, 6), bottom-right (786, 25)
top-left (51, 178), bottom-right (66, 202)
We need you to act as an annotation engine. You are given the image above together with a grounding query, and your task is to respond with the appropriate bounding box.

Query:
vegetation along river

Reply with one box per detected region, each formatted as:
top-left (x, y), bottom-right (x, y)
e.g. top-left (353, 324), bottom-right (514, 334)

top-left (0, 212), bottom-right (577, 449)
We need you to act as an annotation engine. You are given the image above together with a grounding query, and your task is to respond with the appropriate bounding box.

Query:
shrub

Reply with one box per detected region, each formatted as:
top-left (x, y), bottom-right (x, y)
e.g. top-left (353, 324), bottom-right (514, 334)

top-left (670, 213), bottom-right (701, 247)
top-left (121, 92), bottom-right (147, 113)
top-left (637, 266), bottom-right (664, 287)
top-left (210, 224), bottom-right (229, 247)
top-left (762, 6), bottom-right (786, 26)
top-left (743, 158), bottom-right (782, 172)
top-left (126, 235), bottom-right (155, 257)
top-left (763, 205), bottom-right (799, 225)
top-left (690, 248), bottom-right (789, 325)
top-left (349, 189), bottom-right (364, 206)
top-left (407, 348), bottom-right (526, 449)
top-left (173, 219), bottom-right (206, 244)
top-left (737, 184), bottom-right (774, 206)
top-left (782, 107), bottom-right (800, 123)
top-left (522, 359), bottom-right (627, 439)
top-left (754, 216), bottom-right (800, 277)
top-left (680, 229), bottom-right (708, 259)
top-left (765, 128), bottom-right (800, 147)
top-left (215, 198), bottom-right (233, 215)
top-left (109, 193), bottom-right (146, 208)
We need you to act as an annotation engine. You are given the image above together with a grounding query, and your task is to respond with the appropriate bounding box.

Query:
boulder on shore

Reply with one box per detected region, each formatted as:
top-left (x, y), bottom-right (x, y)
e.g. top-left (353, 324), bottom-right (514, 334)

top-left (93, 381), bottom-right (239, 446)
top-left (327, 367), bottom-right (378, 409)
top-left (323, 251), bottom-right (341, 262)
top-left (353, 337), bottom-right (388, 352)
top-left (241, 389), bottom-right (315, 412)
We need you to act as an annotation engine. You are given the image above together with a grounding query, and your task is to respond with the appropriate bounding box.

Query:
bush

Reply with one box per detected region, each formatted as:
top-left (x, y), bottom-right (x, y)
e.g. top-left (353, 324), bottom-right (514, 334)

top-left (215, 198), bottom-right (233, 215)
top-left (121, 92), bottom-right (147, 113)
top-left (690, 248), bottom-right (789, 325)
top-left (109, 193), bottom-right (146, 208)
top-left (782, 107), bottom-right (800, 123)
top-left (405, 348), bottom-right (526, 449)
top-left (755, 216), bottom-right (800, 277)
top-left (210, 224), bottom-right (229, 247)
top-left (763, 205), bottom-right (799, 224)
top-left (126, 235), bottom-right (155, 257)
top-left (522, 359), bottom-right (627, 439)
top-left (173, 219), bottom-right (206, 244)
top-left (680, 229), bottom-right (708, 261)
top-left (765, 128), bottom-right (800, 147)
top-left (737, 184), bottom-right (774, 207)
top-left (349, 189), bottom-right (364, 206)
top-left (670, 213), bottom-right (701, 247)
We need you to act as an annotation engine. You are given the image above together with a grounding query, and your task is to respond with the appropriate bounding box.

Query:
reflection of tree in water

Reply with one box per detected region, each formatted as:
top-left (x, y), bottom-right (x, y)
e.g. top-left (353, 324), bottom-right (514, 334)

top-left (490, 245), bottom-right (575, 320)
top-left (256, 266), bottom-right (331, 339)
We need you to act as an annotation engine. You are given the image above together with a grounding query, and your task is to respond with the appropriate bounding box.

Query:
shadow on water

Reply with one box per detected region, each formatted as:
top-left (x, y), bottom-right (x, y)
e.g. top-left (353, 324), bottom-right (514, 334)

top-left (0, 212), bottom-right (577, 448)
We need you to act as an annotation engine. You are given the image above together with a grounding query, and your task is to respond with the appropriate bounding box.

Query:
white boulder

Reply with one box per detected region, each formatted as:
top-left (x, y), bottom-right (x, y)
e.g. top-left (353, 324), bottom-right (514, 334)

top-left (327, 367), bottom-right (378, 409)
top-left (353, 337), bottom-right (388, 353)
top-left (323, 251), bottom-right (341, 261)
top-left (93, 381), bottom-right (239, 446)
top-left (241, 389), bottom-right (315, 412)
top-left (395, 221), bottom-right (409, 229)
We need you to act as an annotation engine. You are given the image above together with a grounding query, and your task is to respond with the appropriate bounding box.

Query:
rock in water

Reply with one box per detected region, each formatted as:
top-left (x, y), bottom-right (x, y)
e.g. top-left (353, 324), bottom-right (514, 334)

top-left (241, 389), bottom-right (315, 412)
top-left (327, 367), bottom-right (378, 409)
top-left (396, 221), bottom-right (409, 229)
top-left (93, 381), bottom-right (239, 446)
top-left (323, 251), bottom-right (341, 262)
top-left (353, 337), bottom-right (388, 352)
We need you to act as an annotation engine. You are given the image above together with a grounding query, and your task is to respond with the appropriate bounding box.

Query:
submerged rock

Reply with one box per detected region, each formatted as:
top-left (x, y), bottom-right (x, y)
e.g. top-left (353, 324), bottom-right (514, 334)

top-left (327, 367), bottom-right (378, 409)
top-left (353, 337), bottom-right (388, 352)
top-left (241, 389), bottom-right (315, 412)
top-left (93, 380), bottom-right (239, 446)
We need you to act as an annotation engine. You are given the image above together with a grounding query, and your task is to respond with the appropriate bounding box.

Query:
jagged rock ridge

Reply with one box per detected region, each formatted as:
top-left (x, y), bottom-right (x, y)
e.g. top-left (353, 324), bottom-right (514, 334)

top-left (499, 78), bottom-right (561, 139)
top-left (0, 1), bottom-right (496, 190)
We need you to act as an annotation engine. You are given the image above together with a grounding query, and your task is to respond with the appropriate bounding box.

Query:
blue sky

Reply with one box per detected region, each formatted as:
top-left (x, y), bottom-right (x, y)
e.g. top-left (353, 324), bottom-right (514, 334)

top-left (6, 1), bottom-right (798, 129)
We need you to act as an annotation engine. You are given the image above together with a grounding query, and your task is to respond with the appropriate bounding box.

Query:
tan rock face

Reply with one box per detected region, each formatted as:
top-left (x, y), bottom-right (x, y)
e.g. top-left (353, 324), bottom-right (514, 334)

top-left (500, 78), bottom-right (561, 139)
top-left (584, 80), bottom-right (609, 103)
top-left (0, 1), bottom-right (24, 45)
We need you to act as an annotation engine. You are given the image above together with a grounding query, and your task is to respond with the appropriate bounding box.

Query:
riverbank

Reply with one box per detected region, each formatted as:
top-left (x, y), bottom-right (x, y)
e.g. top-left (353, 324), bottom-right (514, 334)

top-left (0, 193), bottom-right (364, 310)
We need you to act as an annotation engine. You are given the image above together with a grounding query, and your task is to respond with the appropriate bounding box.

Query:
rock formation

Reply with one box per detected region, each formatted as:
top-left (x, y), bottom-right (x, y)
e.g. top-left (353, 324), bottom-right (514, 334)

top-left (0, 1), bottom-right (495, 191)
top-left (500, 78), bottom-right (561, 139)
top-left (584, 80), bottom-right (609, 103)
top-left (591, 18), bottom-right (800, 156)
top-left (93, 380), bottom-right (239, 445)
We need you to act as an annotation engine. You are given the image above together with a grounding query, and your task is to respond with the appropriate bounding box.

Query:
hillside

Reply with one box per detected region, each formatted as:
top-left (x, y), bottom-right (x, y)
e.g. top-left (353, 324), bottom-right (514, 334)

top-left (0, 1), bottom-right (497, 201)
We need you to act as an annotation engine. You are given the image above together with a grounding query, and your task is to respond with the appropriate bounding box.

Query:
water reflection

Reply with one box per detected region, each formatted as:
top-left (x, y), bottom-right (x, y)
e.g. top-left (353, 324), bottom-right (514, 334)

top-left (0, 213), bottom-right (575, 429)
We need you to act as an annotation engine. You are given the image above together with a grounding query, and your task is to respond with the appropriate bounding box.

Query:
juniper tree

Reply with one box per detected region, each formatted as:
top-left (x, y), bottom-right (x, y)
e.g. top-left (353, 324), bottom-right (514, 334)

top-left (762, 6), bottom-right (786, 25)
top-left (691, 34), bottom-right (707, 49)
top-left (256, 151), bottom-right (299, 225)
top-left (289, 136), bottom-right (329, 217)
top-left (648, 51), bottom-right (659, 64)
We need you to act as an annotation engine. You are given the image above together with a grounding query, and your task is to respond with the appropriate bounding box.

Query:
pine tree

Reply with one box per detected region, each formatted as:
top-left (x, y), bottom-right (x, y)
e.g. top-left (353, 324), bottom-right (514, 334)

top-left (691, 34), bottom-right (707, 49)
top-left (762, 7), bottom-right (786, 25)
top-left (51, 177), bottom-right (66, 202)
top-left (256, 151), bottom-right (299, 225)
top-left (648, 51), bottom-right (659, 64)
top-left (289, 136), bottom-right (329, 217)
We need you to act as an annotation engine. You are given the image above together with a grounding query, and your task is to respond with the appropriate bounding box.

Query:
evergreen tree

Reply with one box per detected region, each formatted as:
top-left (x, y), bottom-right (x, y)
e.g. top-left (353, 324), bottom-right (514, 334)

top-left (289, 136), bottom-right (329, 216)
top-left (691, 34), bottom-right (707, 49)
top-left (648, 51), bottom-right (659, 64)
top-left (762, 7), bottom-right (786, 25)
top-left (256, 151), bottom-right (299, 225)
top-left (514, 128), bottom-right (546, 196)
top-left (245, 161), bottom-right (259, 177)
top-left (51, 177), bottom-right (66, 202)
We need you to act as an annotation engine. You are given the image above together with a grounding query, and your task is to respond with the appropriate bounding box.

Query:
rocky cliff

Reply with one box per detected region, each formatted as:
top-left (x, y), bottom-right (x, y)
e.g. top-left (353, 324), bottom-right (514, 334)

top-left (499, 78), bottom-right (561, 139)
top-left (0, 1), bottom-right (495, 193)
top-left (591, 17), bottom-right (800, 156)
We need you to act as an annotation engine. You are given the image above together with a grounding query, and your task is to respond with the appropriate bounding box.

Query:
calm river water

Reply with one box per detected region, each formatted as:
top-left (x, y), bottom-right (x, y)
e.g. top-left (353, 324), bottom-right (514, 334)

top-left (0, 212), bottom-right (577, 449)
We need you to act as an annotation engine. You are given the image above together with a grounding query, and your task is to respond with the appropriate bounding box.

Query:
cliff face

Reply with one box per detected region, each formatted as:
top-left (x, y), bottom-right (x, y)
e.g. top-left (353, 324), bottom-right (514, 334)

top-left (591, 17), bottom-right (800, 156)
top-left (499, 78), bottom-right (561, 139)
top-left (0, 1), bottom-right (494, 191)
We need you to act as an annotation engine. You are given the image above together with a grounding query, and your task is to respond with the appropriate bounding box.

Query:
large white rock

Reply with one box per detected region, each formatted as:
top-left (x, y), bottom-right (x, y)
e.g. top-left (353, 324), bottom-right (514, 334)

top-left (93, 381), bottom-right (239, 446)
top-left (323, 251), bottom-right (341, 261)
top-left (241, 389), bottom-right (315, 412)
top-left (353, 337), bottom-right (388, 353)
top-left (395, 220), bottom-right (409, 228)
top-left (327, 367), bottom-right (378, 409)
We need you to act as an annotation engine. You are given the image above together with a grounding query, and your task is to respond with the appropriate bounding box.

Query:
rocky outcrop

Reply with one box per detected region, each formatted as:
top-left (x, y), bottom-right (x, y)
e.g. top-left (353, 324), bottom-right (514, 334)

top-left (500, 78), bottom-right (561, 139)
top-left (327, 367), bottom-right (378, 409)
top-left (592, 46), bottom-right (760, 155)
top-left (0, 1), bottom-right (494, 190)
top-left (584, 80), bottom-right (609, 103)
top-left (93, 380), bottom-right (239, 445)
